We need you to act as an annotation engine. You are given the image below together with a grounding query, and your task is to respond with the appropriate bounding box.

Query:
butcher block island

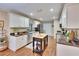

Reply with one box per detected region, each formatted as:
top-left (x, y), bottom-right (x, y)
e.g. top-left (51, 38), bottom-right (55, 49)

top-left (32, 33), bottom-right (48, 54)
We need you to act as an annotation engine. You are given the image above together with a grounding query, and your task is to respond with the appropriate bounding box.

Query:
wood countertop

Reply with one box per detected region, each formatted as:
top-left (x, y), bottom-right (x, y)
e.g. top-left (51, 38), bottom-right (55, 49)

top-left (32, 33), bottom-right (47, 39)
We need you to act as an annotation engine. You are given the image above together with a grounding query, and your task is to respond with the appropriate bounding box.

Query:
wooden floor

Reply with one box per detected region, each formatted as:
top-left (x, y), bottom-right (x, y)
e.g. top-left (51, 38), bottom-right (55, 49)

top-left (0, 37), bottom-right (56, 56)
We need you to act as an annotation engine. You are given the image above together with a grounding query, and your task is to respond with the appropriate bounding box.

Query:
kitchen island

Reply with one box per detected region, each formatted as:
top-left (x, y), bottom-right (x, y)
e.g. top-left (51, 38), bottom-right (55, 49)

top-left (32, 33), bottom-right (48, 54)
top-left (9, 31), bottom-right (28, 52)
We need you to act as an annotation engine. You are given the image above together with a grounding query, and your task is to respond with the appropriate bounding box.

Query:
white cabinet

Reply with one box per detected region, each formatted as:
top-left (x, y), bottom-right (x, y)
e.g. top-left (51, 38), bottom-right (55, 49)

top-left (9, 13), bottom-right (20, 27)
top-left (19, 16), bottom-right (29, 27)
top-left (67, 4), bottom-right (79, 28)
top-left (18, 16), bottom-right (25, 27)
top-left (60, 6), bottom-right (67, 28)
top-left (9, 35), bottom-right (27, 51)
top-left (60, 4), bottom-right (79, 29)
top-left (9, 13), bottom-right (29, 27)
top-left (24, 18), bottom-right (29, 27)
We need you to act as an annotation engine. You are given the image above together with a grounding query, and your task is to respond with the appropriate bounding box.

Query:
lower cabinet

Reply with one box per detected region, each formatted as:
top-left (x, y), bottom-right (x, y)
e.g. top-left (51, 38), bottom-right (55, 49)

top-left (9, 35), bottom-right (27, 52)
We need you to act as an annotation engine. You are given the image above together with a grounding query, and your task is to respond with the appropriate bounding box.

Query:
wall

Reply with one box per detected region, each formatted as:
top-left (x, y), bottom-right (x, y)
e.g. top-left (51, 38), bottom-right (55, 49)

top-left (60, 4), bottom-right (67, 28)
top-left (0, 11), bottom-right (9, 38)
top-left (43, 22), bottom-right (54, 36)
top-left (39, 23), bottom-right (43, 33)
top-left (54, 20), bottom-right (61, 39)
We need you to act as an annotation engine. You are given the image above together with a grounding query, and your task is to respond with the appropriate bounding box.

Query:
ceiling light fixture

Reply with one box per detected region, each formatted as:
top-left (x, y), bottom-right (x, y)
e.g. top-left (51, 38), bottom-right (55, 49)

top-left (50, 8), bottom-right (54, 12)
top-left (30, 13), bottom-right (33, 16)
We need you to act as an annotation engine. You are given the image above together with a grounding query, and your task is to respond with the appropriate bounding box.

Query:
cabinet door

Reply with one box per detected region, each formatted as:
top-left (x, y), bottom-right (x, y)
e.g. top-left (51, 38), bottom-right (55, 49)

top-left (9, 36), bottom-right (16, 51)
top-left (9, 13), bottom-right (20, 27)
top-left (25, 18), bottom-right (29, 27)
top-left (67, 4), bottom-right (79, 28)
top-left (21, 35), bottom-right (27, 45)
top-left (9, 13), bottom-right (27, 27)
top-left (60, 6), bottom-right (67, 28)
top-left (19, 16), bottom-right (25, 27)
top-left (16, 37), bottom-right (22, 49)
top-left (16, 36), bottom-right (27, 49)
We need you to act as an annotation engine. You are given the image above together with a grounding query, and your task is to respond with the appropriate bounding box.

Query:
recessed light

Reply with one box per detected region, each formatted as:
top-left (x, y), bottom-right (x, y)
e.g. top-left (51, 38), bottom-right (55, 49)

top-left (50, 8), bottom-right (54, 12)
top-left (30, 13), bottom-right (34, 16)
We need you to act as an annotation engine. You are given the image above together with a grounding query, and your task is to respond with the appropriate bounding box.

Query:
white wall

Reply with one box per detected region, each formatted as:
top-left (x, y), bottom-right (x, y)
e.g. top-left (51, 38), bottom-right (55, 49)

top-left (43, 23), bottom-right (53, 36)
top-left (54, 20), bottom-right (61, 39)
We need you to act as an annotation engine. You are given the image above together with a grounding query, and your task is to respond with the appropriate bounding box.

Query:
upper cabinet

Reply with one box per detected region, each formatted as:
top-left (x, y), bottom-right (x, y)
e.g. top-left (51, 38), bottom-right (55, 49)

top-left (67, 4), bottom-right (79, 28)
top-left (9, 13), bottom-right (29, 27)
top-left (60, 4), bottom-right (79, 29)
top-left (9, 13), bottom-right (20, 27)
top-left (60, 5), bottom-right (67, 28)
top-left (24, 17), bottom-right (29, 27)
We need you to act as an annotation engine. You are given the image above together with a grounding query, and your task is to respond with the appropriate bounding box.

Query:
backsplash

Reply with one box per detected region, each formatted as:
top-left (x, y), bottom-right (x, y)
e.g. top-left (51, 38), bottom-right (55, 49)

top-left (10, 28), bottom-right (28, 33)
top-left (57, 29), bottom-right (79, 47)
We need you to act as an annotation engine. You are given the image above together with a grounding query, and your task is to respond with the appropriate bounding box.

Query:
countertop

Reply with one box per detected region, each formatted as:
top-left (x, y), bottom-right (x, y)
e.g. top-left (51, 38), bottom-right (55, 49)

top-left (32, 33), bottom-right (47, 39)
top-left (10, 31), bottom-right (28, 37)
top-left (11, 34), bottom-right (27, 37)
top-left (57, 34), bottom-right (79, 47)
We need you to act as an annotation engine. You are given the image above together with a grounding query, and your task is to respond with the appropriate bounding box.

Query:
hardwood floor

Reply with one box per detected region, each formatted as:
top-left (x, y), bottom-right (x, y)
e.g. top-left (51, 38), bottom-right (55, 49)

top-left (0, 36), bottom-right (56, 56)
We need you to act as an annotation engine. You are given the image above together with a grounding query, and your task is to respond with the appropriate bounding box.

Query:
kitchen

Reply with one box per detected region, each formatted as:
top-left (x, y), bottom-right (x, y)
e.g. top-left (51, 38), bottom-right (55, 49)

top-left (0, 3), bottom-right (56, 56)
top-left (1, 3), bottom-right (79, 56)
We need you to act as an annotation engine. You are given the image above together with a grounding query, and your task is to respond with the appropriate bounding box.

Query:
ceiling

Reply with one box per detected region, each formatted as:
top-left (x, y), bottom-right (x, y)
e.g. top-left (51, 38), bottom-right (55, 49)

top-left (0, 3), bottom-right (64, 22)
